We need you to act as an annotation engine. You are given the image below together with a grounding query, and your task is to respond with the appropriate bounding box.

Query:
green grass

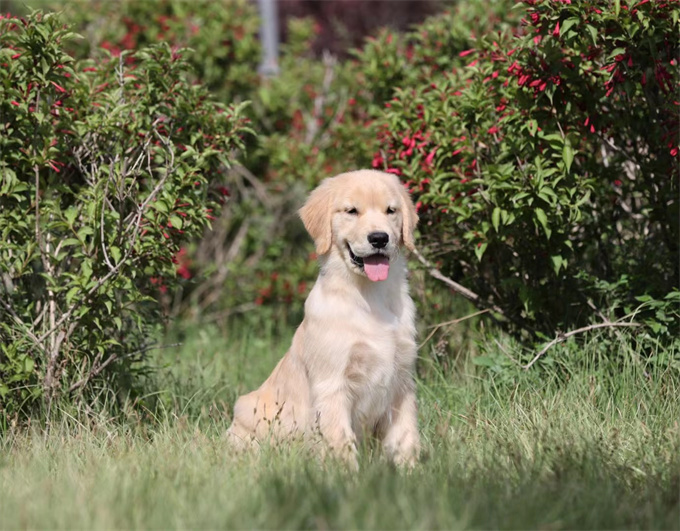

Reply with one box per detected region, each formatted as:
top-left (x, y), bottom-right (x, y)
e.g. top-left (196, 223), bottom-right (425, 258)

top-left (1, 322), bottom-right (679, 529)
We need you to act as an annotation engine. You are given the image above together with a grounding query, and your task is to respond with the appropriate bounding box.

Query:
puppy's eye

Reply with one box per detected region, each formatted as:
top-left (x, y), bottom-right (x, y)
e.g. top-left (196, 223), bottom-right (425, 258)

top-left (386, 206), bottom-right (396, 215)
top-left (346, 207), bottom-right (358, 215)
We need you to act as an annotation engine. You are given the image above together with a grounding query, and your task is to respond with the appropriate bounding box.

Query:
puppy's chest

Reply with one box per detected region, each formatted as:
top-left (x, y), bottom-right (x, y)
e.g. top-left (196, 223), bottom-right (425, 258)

top-left (343, 298), bottom-right (414, 384)
top-left (343, 319), bottom-right (411, 423)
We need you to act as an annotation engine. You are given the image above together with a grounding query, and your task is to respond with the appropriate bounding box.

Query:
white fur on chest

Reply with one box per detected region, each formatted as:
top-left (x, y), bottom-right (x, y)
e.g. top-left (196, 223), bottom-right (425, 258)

top-left (302, 264), bottom-right (416, 435)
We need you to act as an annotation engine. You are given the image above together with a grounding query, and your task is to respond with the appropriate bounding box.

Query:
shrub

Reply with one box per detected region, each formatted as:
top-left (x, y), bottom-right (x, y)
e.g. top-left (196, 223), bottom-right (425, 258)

top-left (368, 0), bottom-right (678, 340)
top-left (0, 11), bottom-right (250, 421)
top-left (58, 0), bottom-right (261, 104)
top-left (44, 4), bottom-right (373, 322)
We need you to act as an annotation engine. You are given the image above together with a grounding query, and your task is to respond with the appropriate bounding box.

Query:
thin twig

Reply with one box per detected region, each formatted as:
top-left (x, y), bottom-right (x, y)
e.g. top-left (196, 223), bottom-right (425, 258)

top-left (522, 321), bottom-right (641, 370)
top-left (68, 342), bottom-right (182, 393)
top-left (0, 297), bottom-right (45, 352)
top-left (411, 247), bottom-right (507, 318)
top-left (494, 338), bottom-right (523, 366)
top-left (419, 309), bottom-right (489, 349)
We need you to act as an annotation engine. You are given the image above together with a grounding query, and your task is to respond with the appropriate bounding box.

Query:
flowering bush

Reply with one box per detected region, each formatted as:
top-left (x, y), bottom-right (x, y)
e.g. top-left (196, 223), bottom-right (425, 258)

top-left (0, 11), bottom-right (249, 419)
top-left (369, 0), bottom-right (678, 338)
top-left (44, 4), bottom-right (370, 321)
top-left (60, 0), bottom-right (261, 103)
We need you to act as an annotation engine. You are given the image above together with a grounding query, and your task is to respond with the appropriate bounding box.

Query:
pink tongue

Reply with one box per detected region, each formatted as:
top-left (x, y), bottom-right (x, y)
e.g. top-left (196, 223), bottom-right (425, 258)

top-left (363, 255), bottom-right (390, 281)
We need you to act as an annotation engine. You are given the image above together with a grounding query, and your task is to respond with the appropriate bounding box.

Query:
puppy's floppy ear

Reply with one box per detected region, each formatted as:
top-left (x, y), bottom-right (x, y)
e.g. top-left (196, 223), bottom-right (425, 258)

top-left (399, 182), bottom-right (419, 251)
top-left (299, 178), bottom-right (334, 255)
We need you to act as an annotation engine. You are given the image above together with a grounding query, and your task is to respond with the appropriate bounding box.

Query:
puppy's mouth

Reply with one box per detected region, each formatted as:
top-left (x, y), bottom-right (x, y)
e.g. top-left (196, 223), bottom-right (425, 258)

top-left (347, 244), bottom-right (390, 282)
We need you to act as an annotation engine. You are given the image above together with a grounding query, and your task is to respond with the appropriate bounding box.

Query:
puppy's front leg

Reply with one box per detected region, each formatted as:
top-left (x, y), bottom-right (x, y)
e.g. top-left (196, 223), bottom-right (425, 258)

top-left (312, 388), bottom-right (358, 469)
top-left (381, 382), bottom-right (420, 468)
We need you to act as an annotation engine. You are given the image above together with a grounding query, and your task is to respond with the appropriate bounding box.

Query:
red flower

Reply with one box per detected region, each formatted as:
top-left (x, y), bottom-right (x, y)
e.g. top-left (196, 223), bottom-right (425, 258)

top-left (424, 148), bottom-right (437, 167)
top-left (50, 81), bottom-right (67, 93)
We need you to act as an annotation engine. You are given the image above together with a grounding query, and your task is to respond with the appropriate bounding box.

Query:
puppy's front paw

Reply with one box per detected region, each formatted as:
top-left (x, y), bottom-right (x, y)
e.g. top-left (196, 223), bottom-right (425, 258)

top-left (315, 433), bottom-right (359, 470)
top-left (384, 432), bottom-right (420, 470)
top-left (391, 446), bottom-right (419, 470)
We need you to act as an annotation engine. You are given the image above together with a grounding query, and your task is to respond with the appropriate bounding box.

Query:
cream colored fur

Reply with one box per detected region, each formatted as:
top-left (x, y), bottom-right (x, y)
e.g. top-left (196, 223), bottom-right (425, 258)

top-left (226, 170), bottom-right (420, 468)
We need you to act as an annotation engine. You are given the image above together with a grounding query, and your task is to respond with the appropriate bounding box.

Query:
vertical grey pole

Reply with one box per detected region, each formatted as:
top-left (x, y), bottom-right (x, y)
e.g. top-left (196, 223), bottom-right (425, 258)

top-left (258, 0), bottom-right (280, 77)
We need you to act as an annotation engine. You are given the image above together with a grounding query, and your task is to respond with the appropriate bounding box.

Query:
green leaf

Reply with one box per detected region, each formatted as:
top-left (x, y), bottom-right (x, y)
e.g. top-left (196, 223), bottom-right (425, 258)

top-left (492, 207), bottom-right (501, 232)
top-left (560, 17), bottom-right (579, 37)
top-left (474, 242), bottom-right (488, 261)
top-left (61, 238), bottom-right (81, 248)
top-left (562, 142), bottom-right (575, 173)
top-left (110, 246), bottom-right (122, 265)
top-left (152, 200), bottom-right (168, 214)
top-left (607, 47), bottom-right (627, 61)
top-left (22, 356), bottom-right (34, 374)
top-left (534, 207), bottom-right (551, 239)
top-left (66, 286), bottom-right (80, 305)
top-left (169, 214), bottom-right (183, 230)
top-left (551, 255), bottom-right (566, 274)
top-left (586, 24), bottom-right (598, 45)
top-left (472, 355), bottom-right (496, 367)
top-left (64, 207), bottom-right (78, 226)
top-left (528, 119), bottom-right (538, 137)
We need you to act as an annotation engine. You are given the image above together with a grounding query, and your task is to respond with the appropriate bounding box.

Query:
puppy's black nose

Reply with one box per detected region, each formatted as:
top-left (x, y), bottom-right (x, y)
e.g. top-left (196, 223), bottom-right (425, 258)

top-left (368, 231), bottom-right (389, 249)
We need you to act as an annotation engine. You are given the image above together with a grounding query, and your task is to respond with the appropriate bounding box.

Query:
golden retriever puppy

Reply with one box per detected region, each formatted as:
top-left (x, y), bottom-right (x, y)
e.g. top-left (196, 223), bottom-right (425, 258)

top-left (227, 169), bottom-right (420, 468)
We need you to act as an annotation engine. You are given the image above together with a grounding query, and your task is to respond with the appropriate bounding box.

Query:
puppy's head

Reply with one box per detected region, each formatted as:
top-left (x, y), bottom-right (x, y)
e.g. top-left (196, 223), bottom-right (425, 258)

top-left (299, 170), bottom-right (418, 282)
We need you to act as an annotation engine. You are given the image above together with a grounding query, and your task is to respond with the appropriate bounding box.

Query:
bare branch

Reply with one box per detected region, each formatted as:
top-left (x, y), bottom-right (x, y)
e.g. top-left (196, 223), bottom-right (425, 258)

top-left (192, 219), bottom-right (251, 310)
top-left (67, 342), bottom-right (182, 393)
top-left (0, 297), bottom-right (45, 353)
top-left (100, 177), bottom-right (115, 271)
top-left (418, 309), bottom-right (490, 349)
top-left (523, 321), bottom-right (641, 370)
top-left (411, 247), bottom-right (507, 317)
top-left (494, 339), bottom-right (523, 366)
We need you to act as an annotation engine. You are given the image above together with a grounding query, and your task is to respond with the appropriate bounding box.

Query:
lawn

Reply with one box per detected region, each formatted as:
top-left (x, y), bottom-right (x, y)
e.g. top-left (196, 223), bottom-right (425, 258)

top-left (1, 322), bottom-right (678, 529)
